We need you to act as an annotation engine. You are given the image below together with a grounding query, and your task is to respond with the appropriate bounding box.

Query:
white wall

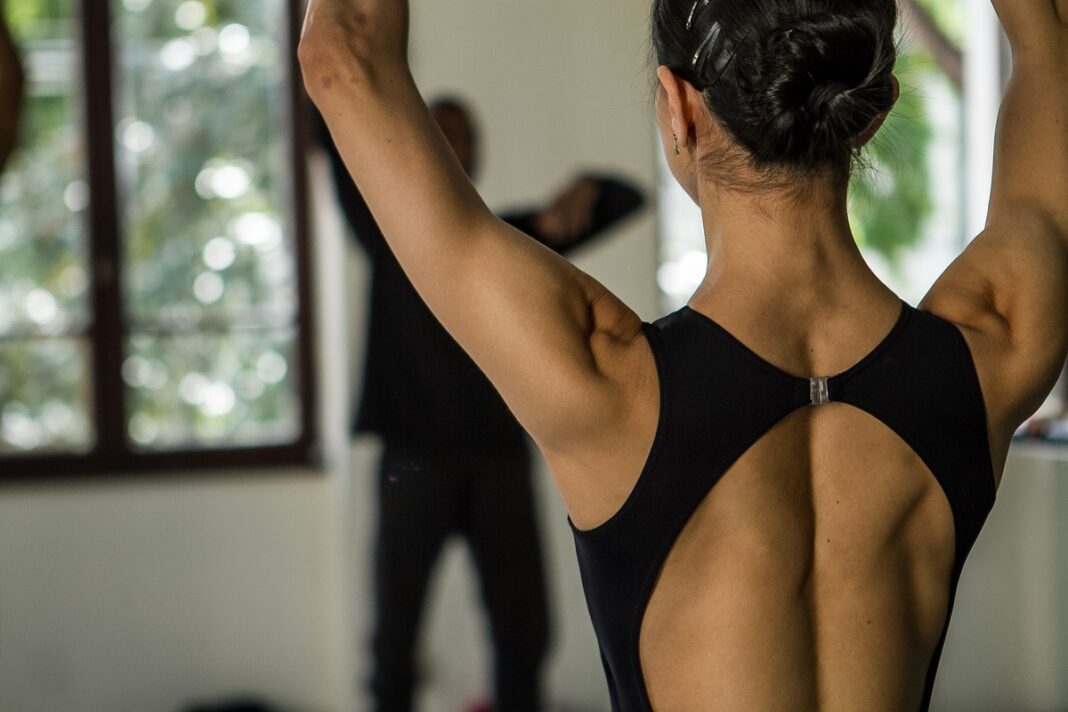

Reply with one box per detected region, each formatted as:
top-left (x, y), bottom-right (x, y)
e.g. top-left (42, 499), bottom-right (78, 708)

top-left (934, 447), bottom-right (1068, 712)
top-left (0, 475), bottom-right (343, 712)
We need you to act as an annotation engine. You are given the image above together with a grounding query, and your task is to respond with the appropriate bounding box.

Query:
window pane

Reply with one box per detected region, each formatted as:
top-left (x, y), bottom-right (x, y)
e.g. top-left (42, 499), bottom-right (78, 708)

top-left (113, 0), bottom-right (296, 327)
top-left (0, 0), bottom-right (95, 455)
top-left (113, 0), bottom-right (303, 450)
top-left (124, 330), bottom-right (300, 450)
top-left (0, 338), bottom-right (93, 454)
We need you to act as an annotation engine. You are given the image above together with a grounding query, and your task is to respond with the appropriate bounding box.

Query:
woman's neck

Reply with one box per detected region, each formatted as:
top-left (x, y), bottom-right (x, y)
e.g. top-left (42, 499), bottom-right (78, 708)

top-left (692, 175), bottom-right (892, 312)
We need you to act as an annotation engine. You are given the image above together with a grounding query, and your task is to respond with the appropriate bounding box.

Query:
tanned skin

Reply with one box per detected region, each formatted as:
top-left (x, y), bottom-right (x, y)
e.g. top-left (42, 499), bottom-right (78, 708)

top-left (300, 2), bottom-right (1067, 708)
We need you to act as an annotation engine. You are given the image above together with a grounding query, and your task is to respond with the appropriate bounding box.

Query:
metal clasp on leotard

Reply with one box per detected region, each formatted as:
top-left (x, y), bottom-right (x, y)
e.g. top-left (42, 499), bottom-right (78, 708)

top-left (810, 377), bottom-right (831, 405)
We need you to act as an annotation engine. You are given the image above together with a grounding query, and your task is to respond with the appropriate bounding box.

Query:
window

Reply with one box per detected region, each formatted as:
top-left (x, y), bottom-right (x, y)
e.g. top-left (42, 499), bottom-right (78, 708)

top-left (0, 0), bottom-right (316, 475)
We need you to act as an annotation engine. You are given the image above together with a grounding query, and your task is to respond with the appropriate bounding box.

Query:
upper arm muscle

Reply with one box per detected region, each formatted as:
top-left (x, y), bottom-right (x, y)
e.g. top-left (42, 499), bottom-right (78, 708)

top-left (310, 66), bottom-right (639, 450)
top-left (924, 212), bottom-right (1068, 430)
top-left (923, 6), bottom-right (1068, 430)
top-left (987, 47), bottom-right (1068, 230)
top-left (447, 220), bottom-right (643, 449)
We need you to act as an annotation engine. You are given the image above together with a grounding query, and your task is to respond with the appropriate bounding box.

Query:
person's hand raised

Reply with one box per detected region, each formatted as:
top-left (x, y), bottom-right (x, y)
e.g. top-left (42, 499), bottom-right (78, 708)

top-left (535, 176), bottom-right (601, 247)
top-left (299, 0), bottom-right (411, 104)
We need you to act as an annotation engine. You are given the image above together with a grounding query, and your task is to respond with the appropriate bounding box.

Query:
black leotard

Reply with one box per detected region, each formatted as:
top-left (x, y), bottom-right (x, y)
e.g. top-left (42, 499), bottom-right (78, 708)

top-left (568, 299), bottom-right (997, 712)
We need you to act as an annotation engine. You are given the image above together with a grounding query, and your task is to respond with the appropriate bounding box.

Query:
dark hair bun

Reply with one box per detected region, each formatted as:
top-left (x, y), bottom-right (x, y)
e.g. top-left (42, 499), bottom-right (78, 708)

top-left (651, 0), bottom-right (899, 175)
top-left (752, 13), bottom-right (895, 166)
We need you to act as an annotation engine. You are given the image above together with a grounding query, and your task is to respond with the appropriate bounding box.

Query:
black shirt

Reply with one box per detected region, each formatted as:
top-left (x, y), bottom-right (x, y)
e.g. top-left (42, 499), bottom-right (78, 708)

top-left (319, 122), bottom-right (646, 458)
top-left (568, 301), bottom-right (996, 711)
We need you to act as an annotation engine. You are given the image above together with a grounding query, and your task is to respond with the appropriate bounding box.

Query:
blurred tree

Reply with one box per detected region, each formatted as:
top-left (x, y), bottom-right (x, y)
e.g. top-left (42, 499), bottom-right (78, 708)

top-left (0, 0), bottom-right (307, 457)
top-left (848, 0), bottom-right (962, 265)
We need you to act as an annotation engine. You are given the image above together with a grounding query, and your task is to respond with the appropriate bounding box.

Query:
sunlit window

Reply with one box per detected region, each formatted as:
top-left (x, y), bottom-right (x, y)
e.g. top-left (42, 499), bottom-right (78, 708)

top-left (114, 0), bottom-right (302, 451)
top-left (0, 0), bottom-right (314, 473)
top-left (0, 0), bottom-right (93, 455)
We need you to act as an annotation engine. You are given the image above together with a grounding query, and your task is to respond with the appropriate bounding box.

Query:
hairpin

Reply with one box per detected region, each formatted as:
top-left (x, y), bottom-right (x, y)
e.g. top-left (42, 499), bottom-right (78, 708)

top-left (686, 0), bottom-right (711, 30)
top-left (691, 21), bottom-right (722, 69)
top-left (687, 1), bottom-right (745, 87)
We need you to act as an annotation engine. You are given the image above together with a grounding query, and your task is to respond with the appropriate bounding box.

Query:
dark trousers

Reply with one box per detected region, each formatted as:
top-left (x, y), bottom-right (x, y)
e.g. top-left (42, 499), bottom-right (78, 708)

top-left (367, 441), bottom-right (551, 712)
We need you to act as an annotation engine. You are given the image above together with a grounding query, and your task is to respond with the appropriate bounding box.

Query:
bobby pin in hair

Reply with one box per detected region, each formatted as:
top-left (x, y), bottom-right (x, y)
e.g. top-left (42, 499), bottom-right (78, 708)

top-left (686, 0), bottom-right (712, 30)
top-left (691, 21), bottom-right (722, 69)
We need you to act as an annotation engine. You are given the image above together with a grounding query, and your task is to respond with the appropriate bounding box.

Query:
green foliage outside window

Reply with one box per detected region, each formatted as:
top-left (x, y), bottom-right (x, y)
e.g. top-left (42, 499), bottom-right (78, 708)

top-left (1, 0), bottom-right (92, 453)
top-left (849, 0), bottom-right (964, 267)
top-left (0, 0), bottom-right (304, 457)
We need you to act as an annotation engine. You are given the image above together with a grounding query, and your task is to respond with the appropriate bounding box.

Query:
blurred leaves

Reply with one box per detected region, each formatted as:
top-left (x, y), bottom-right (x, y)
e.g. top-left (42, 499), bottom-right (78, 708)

top-left (1, 0), bottom-right (93, 452)
top-left (848, 48), bottom-right (936, 262)
top-left (0, 0), bottom-right (304, 455)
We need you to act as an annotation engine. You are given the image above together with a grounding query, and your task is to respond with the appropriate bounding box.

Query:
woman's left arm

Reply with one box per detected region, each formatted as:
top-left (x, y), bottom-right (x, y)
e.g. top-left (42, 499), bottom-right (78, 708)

top-left (299, 0), bottom-right (642, 451)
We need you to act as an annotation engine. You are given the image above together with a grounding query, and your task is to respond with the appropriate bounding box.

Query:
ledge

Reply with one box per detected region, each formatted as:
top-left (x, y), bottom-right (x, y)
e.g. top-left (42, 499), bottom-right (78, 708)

top-left (1008, 439), bottom-right (1068, 464)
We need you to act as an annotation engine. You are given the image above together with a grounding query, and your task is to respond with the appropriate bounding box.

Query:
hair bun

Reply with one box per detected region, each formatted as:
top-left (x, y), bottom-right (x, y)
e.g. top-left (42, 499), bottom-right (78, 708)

top-left (747, 12), bottom-right (895, 166)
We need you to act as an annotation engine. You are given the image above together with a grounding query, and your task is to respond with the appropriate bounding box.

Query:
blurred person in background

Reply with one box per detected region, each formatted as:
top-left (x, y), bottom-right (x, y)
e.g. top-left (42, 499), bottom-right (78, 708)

top-left (315, 98), bottom-right (645, 712)
top-left (302, 0), bottom-right (1068, 710)
top-left (0, 1), bottom-right (25, 172)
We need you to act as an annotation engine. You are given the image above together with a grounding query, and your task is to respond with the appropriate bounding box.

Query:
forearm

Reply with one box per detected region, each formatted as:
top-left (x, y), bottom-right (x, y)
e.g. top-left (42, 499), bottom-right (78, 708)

top-left (312, 69), bottom-right (496, 268)
top-left (302, 14), bottom-right (497, 256)
top-left (589, 175), bottom-right (645, 229)
top-left (507, 174), bottom-right (646, 256)
top-left (314, 110), bottom-right (388, 254)
top-left (301, 0), bottom-right (513, 330)
top-left (992, 1), bottom-right (1066, 58)
top-left (558, 174), bottom-right (645, 254)
top-left (988, 5), bottom-right (1068, 233)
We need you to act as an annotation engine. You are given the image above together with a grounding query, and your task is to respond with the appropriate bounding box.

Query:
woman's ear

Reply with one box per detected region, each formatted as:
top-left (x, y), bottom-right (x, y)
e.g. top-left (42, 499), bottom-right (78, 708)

top-left (657, 65), bottom-right (695, 150)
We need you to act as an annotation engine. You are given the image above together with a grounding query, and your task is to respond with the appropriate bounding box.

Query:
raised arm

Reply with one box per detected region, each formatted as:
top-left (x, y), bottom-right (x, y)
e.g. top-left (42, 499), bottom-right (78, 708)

top-left (923, 1), bottom-right (1068, 436)
top-left (502, 174), bottom-right (647, 256)
top-left (298, 0), bottom-right (642, 449)
top-left (314, 110), bottom-right (389, 256)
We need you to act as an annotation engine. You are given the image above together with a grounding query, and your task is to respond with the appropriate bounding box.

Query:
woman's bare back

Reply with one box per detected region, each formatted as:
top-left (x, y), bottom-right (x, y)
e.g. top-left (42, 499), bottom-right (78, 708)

top-left (542, 292), bottom-right (1009, 711)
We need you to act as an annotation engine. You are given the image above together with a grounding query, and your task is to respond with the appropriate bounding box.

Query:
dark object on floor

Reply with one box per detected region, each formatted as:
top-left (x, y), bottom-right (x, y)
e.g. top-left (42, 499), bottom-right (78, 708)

top-left (183, 698), bottom-right (276, 712)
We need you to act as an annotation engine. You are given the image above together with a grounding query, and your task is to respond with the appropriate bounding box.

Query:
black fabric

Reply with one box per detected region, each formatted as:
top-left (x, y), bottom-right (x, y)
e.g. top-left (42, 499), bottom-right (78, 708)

top-left (368, 443), bottom-right (549, 712)
top-left (315, 113), bottom-right (644, 711)
top-left (568, 299), bottom-right (997, 712)
top-left (183, 701), bottom-right (275, 712)
top-left (317, 116), bottom-right (646, 458)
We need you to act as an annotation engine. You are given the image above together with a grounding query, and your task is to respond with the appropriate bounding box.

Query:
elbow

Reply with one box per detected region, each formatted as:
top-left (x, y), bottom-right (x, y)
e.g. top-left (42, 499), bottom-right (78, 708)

top-left (296, 34), bottom-right (339, 78)
top-left (298, 39), bottom-right (351, 101)
top-left (297, 35), bottom-right (374, 105)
